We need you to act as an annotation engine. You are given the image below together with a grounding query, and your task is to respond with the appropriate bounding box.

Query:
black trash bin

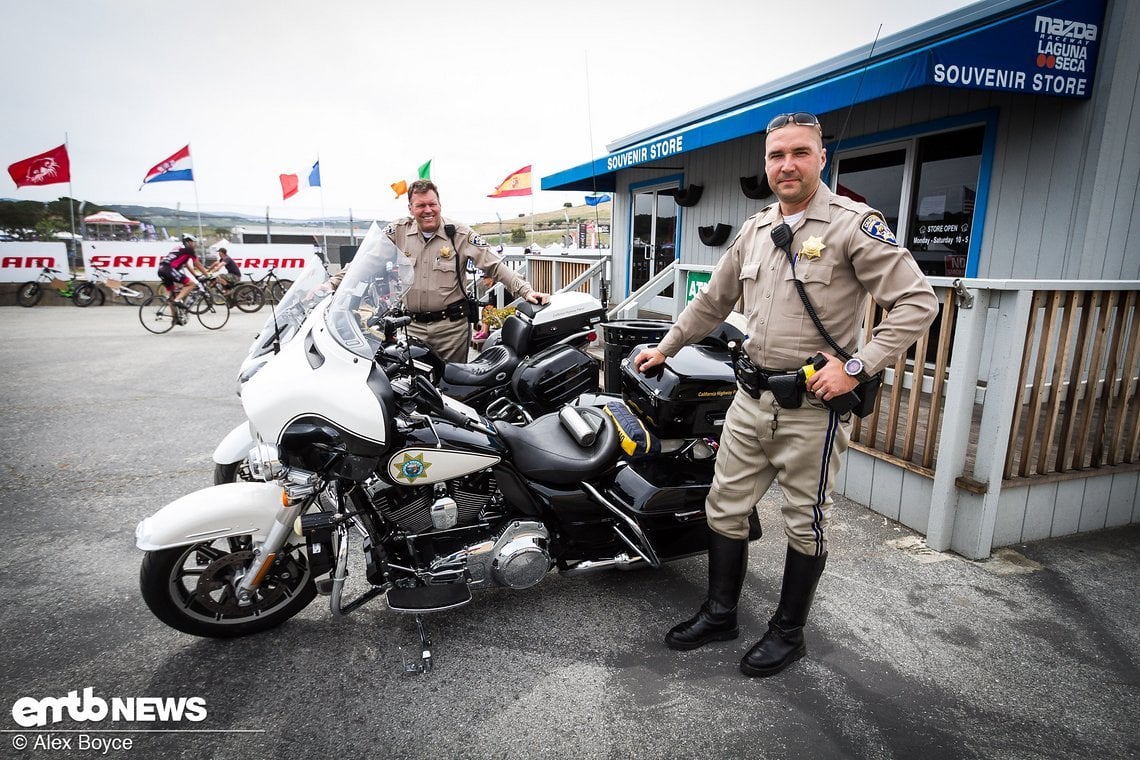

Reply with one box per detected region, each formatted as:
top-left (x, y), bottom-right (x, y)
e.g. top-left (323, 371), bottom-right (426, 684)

top-left (600, 319), bottom-right (673, 393)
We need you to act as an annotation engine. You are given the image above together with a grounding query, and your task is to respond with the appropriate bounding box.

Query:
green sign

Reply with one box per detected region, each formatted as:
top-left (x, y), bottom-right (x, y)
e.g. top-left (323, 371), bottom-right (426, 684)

top-left (685, 270), bottom-right (712, 303)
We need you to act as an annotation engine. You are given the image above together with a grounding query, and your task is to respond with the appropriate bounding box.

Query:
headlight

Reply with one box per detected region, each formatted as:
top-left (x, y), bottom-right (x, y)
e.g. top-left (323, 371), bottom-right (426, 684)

top-left (247, 443), bottom-right (285, 481)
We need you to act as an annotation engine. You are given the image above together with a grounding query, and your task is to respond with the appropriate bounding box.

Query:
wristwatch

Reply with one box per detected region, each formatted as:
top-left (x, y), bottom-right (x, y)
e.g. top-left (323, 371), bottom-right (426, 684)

top-left (844, 356), bottom-right (873, 383)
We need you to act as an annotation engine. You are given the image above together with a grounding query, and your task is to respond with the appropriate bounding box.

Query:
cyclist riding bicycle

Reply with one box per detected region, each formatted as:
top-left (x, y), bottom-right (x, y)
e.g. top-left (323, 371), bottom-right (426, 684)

top-left (208, 247), bottom-right (241, 297)
top-left (157, 234), bottom-right (211, 324)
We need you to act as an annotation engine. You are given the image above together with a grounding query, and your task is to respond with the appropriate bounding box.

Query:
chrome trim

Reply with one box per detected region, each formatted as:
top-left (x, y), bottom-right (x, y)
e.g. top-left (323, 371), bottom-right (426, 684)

top-left (580, 481), bottom-right (662, 568)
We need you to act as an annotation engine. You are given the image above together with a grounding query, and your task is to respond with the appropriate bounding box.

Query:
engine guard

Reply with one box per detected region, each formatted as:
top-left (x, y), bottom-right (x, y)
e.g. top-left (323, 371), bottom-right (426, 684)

top-left (135, 482), bottom-right (289, 551)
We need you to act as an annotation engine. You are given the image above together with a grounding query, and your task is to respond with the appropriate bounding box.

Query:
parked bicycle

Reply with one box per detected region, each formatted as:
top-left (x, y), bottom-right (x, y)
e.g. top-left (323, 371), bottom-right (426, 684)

top-left (138, 282), bottom-right (230, 334)
top-left (203, 276), bottom-right (264, 313)
top-left (16, 267), bottom-right (84, 307)
top-left (231, 266), bottom-right (293, 313)
top-left (73, 266), bottom-right (155, 307)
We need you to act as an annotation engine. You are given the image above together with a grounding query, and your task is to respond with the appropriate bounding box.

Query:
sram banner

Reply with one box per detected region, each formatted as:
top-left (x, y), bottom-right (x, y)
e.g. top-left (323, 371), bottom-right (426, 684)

top-left (0, 242), bottom-right (70, 283)
top-left (82, 242), bottom-right (320, 281)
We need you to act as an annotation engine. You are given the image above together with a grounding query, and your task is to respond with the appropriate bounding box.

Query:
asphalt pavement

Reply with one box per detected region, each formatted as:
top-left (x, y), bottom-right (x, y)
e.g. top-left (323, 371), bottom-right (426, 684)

top-left (0, 304), bottom-right (1137, 760)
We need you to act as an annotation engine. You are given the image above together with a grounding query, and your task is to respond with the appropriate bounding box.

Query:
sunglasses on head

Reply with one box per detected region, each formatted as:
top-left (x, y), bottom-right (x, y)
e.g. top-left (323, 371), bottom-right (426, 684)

top-left (766, 112), bottom-right (821, 133)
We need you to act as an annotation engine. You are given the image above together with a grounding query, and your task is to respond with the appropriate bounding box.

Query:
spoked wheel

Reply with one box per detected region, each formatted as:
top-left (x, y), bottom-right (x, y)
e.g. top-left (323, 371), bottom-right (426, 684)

top-left (231, 283), bottom-right (264, 313)
top-left (16, 282), bottom-right (42, 307)
top-left (196, 299), bottom-right (230, 330)
top-left (270, 280), bottom-right (293, 304)
top-left (121, 282), bottom-right (154, 306)
top-left (138, 296), bottom-right (176, 334)
top-left (140, 536), bottom-right (316, 638)
top-left (204, 284), bottom-right (228, 307)
top-left (73, 283), bottom-right (105, 307)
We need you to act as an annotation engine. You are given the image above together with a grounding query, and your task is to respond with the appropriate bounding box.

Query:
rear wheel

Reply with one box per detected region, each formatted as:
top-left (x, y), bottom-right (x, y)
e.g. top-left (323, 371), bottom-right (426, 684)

top-left (138, 296), bottom-right (175, 334)
top-left (121, 282), bottom-right (154, 306)
top-left (139, 537), bottom-right (316, 638)
top-left (73, 282), bottom-right (105, 307)
top-left (231, 283), bottom-right (264, 313)
top-left (16, 282), bottom-right (42, 307)
top-left (196, 300), bottom-right (230, 330)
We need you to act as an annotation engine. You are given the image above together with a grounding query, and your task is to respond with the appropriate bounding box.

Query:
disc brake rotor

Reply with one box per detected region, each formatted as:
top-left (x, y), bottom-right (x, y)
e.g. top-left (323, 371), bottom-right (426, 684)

top-left (193, 549), bottom-right (291, 615)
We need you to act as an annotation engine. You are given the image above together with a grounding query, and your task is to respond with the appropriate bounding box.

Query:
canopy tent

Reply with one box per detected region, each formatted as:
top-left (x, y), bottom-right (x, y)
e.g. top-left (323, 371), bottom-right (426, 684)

top-left (83, 211), bottom-right (141, 226)
top-left (82, 210), bottom-right (142, 241)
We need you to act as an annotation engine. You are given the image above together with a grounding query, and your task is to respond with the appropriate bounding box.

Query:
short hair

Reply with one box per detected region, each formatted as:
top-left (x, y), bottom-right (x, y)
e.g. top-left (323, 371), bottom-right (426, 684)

top-left (217, 247), bottom-right (227, 254)
top-left (408, 179), bottom-right (439, 200)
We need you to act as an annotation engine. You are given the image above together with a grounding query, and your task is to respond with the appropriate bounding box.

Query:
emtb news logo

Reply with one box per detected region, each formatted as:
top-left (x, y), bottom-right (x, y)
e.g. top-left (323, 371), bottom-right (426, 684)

top-left (10, 687), bottom-right (207, 728)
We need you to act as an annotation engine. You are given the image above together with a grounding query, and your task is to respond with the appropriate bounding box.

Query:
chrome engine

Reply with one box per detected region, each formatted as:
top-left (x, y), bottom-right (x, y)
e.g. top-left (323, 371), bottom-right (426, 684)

top-left (427, 520), bottom-right (551, 590)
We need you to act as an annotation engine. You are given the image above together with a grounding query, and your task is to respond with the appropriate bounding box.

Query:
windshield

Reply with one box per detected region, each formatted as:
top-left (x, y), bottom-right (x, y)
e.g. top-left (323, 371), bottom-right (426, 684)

top-left (245, 255), bottom-right (331, 364)
top-left (326, 221), bottom-right (414, 358)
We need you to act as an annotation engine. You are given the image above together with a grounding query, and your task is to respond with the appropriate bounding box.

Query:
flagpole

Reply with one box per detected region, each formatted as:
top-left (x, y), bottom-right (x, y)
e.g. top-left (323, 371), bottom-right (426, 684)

top-left (317, 154), bottom-right (327, 262)
top-left (64, 133), bottom-right (77, 266)
top-left (189, 143), bottom-right (203, 241)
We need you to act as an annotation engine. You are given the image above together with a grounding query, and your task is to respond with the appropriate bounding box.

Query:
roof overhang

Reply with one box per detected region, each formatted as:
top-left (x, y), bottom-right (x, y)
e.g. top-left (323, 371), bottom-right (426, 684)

top-left (543, 0), bottom-right (1104, 191)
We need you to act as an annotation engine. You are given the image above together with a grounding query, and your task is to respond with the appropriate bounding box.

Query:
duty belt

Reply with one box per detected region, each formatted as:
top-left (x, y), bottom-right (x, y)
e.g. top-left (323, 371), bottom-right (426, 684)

top-left (409, 301), bottom-right (466, 324)
top-left (733, 351), bottom-right (803, 408)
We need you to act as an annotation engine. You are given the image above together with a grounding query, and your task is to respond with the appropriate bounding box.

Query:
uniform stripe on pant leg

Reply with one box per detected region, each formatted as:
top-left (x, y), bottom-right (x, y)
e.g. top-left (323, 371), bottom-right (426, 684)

top-left (809, 410), bottom-right (842, 557)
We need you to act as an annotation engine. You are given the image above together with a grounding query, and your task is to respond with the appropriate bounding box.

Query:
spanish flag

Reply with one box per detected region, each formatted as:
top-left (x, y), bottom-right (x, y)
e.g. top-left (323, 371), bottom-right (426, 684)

top-left (487, 165), bottom-right (532, 198)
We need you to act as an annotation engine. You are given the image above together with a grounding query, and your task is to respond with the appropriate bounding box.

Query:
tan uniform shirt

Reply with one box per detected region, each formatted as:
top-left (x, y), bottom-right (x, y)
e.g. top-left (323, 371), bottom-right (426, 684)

top-left (657, 185), bottom-right (938, 374)
top-left (385, 217), bottom-right (533, 314)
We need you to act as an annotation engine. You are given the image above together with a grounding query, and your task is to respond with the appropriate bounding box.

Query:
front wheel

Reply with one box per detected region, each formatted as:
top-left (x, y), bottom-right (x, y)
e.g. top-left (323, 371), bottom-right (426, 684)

top-left (138, 296), bottom-right (175, 334)
top-left (73, 282), bottom-right (105, 307)
top-left (196, 299), bottom-right (230, 330)
top-left (140, 537), bottom-right (316, 638)
top-left (16, 282), bottom-right (42, 307)
top-left (213, 459), bottom-right (253, 485)
top-left (231, 283), bottom-right (264, 313)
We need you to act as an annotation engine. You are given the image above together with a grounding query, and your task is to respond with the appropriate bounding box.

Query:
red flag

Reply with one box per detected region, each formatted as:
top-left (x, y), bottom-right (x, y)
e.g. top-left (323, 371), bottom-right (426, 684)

top-left (8, 144), bottom-right (70, 188)
top-left (488, 165), bottom-right (532, 198)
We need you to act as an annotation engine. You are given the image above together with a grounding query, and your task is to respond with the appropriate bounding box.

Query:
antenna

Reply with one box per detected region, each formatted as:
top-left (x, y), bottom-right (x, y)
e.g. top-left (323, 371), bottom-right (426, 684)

top-left (831, 24), bottom-right (883, 156)
top-left (583, 50), bottom-right (604, 250)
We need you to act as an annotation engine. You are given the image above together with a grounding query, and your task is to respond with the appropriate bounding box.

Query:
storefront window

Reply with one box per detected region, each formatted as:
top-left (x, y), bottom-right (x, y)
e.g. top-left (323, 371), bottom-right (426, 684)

top-left (834, 148), bottom-right (906, 232)
top-left (906, 126), bottom-right (983, 277)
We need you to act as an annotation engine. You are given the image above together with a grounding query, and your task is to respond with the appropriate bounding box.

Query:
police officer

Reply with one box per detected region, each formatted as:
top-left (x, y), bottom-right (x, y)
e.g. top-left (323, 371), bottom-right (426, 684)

top-left (385, 180), bottom-right (549, 362)
top-left (634, 112), bottom-right (938, 677)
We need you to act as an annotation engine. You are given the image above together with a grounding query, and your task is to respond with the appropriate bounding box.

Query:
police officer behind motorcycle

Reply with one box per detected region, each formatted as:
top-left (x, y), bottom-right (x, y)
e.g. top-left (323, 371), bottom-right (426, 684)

top-left (634, 112), bottom-right (938, 677)
top-left (385, 180), bottom-right (549, 363)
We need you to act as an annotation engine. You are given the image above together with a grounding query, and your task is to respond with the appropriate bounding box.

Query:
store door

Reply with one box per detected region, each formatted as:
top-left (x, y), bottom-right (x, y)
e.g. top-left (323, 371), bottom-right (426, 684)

top-left (629, 187), bottom-right (678, 296)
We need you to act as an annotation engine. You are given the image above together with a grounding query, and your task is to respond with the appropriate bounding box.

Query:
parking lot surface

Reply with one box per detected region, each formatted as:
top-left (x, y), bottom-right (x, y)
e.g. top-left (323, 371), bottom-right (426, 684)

top-left (0, 305), bottom-right (1137, 759)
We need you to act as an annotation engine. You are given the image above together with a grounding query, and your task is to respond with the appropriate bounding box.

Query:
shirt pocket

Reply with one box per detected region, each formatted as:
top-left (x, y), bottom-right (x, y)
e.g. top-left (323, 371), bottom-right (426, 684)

top-left (431, 256), bottom-right (460, 298)
top-left (779, 262), bottom-right (834, 319)
top-left (738, 260), bottom-right (761, 316)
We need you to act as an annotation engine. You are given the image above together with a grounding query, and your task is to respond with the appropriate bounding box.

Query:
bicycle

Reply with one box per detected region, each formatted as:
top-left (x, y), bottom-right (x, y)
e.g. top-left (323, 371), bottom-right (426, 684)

top-left (16, 267), bottom-right (85, 307)
top-left (232, 266), bottom-right (292, 313)
top-left (204, 276), bottom-right (264, 313)
top-left (73, 266), bottom-right (155, 307)
top-left (138, 282), bottom-right (230, 334)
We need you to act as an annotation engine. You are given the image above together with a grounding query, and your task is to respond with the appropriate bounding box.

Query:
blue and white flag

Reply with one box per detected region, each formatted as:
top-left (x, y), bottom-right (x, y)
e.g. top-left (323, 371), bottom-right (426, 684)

top-left (585, 194), bottom-right (611, 206)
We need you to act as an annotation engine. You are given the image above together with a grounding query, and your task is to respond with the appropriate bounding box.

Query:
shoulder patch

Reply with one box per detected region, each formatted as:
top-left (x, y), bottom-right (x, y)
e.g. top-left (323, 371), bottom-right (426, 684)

top-left (860, 214), bottom-right (898, 246)
top-left (383, 223), bottom-right (396, 236)
top-left (469, 232), bottom-right (488, 247)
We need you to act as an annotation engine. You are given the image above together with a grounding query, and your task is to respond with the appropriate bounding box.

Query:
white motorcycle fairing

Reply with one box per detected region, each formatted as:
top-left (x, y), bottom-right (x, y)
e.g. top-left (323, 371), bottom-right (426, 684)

top-left (240, 298), bottom-right (389, 448)
top-left (135, 482), bottom-right (289, 551)
top-left (213, 420), bottom-right (255, 466)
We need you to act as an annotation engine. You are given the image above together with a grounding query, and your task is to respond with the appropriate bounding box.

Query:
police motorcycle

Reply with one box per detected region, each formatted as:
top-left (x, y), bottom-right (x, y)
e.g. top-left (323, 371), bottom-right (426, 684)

top-left (213, 251), bottom-right (606, 484)
top-left (137, 222), bottom-right (757, 670)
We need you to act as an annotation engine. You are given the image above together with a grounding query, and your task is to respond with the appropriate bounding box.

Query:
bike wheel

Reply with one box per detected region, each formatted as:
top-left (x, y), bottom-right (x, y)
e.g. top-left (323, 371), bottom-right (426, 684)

top-left (122, 282), bottom-right (154, 306)
top-left (73, 283), bottom-right (105, 307)
top-left (196, 299), bottom-right (230, 330)
top-left (138, 296), bottom-right (175, 334)
top-left (16, 282), bottom-right (42, 307)
top-left (139, 536), bottom-right (316, 638)
top-left (270, 279), bottom-right (293, 303)
top-left (231, 283), bottom-right (264, 313)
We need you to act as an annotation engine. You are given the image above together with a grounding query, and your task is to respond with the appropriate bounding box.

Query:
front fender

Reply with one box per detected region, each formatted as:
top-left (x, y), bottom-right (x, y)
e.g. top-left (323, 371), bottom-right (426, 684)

top-left (212, 420), bottom-right (255, 465)
top-left (135, 482), bottom-right (289, 551)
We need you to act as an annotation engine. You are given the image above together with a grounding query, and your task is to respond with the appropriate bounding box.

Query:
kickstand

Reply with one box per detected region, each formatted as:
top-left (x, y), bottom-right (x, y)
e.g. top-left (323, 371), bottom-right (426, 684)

top-left (402, 615), bottom-right (433, 675)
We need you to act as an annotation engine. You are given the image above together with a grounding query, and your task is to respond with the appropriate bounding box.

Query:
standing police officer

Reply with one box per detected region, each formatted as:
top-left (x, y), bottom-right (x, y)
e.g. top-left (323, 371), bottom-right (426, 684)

top-left (634, 112), bottom-right (938, 677)
top-left (385, 180), bottom-right (548, 362)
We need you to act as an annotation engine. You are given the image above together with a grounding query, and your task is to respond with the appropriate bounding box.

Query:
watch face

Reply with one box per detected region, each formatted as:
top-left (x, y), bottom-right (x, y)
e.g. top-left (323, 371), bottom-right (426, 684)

top-left (845, 358), bottom-right (863, 376)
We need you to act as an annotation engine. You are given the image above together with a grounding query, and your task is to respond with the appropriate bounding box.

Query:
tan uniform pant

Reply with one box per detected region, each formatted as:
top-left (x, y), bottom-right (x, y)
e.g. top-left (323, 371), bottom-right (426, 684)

top-left (407, 316), bottom-right (471, 364)
top-left (707, 389), bottom-right (850, 557)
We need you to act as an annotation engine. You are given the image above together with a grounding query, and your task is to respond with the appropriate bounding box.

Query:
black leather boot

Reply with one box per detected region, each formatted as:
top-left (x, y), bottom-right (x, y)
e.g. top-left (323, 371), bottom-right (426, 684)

top-left (739, 546), bottom-right (827, 677)
top-left (665, 531), bottom-right (748, 651)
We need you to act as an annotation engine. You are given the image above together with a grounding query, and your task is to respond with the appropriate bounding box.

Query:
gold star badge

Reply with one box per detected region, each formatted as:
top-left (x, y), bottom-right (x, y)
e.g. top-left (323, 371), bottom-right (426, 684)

top-left (799, 235), bottom-right (826, 259)
top-left (439, 246), bottom-right (453, 259)
top-left (392, 452), bottom-right (432, 483)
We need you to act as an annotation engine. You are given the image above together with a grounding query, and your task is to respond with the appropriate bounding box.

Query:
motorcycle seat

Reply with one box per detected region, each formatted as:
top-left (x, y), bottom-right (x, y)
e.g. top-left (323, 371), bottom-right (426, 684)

top-left (442, 344), bottom-right (520, 387)
top-left (496, 407), bottom-right (618, 485)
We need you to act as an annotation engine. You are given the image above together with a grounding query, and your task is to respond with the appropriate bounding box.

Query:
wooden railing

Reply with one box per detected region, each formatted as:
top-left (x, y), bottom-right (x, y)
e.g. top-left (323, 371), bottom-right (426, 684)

top-left (851, 279), bottom-right (1140, 487)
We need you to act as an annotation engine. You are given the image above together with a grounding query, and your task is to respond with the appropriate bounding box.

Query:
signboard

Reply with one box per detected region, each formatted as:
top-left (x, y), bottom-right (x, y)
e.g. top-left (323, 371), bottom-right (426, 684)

top-left (0, 242), bottom-right (70, 283)
top-left (80, 241), bottom-right (320, 281)
top-left (685, 270), bottom-right (712, 303)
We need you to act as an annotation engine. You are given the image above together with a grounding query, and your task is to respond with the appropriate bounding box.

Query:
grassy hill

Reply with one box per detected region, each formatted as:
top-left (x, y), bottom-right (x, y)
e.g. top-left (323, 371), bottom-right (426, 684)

top-left (473, 203), bottom-right (612, 247)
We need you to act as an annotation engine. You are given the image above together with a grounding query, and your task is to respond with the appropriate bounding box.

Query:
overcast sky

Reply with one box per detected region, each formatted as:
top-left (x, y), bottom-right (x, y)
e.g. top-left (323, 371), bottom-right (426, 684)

top-left (2, 0), bottom-right (975, 224)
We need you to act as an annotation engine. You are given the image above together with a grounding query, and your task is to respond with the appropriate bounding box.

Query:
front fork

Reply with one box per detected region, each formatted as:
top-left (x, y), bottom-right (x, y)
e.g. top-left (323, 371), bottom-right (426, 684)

top-left (234, 470), bottom-right (321, 604)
